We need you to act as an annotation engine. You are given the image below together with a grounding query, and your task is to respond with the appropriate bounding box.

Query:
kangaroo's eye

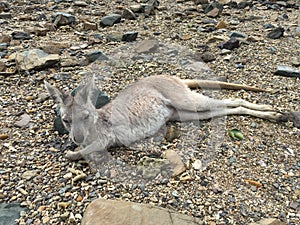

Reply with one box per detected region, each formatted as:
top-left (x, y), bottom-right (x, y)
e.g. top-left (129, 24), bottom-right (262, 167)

top-left (83, 111), bottom-right (90, 120)
top-left (62, 116), bottom-right (71, 124)
top-left (62, 119), bottom-right (70, 124)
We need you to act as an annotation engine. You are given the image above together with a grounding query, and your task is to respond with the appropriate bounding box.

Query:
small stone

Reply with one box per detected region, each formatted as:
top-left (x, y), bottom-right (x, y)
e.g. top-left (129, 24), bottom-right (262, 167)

top-left (85, 50), bottom-right (109, 62)
top-left (22, 170), bottom-right (37, 180)
top-left (267, 27), bottom-right (284, 39)
top-left (51, 12), bottom-right (75, 27)
top-left (215, 20), bottom-right (227, 29)
top-left (164, 149), bottom-right (186, 177)
top-left (291, 57), bottom-right (300, 67)
top-left (229, 31), bottom-right (248, 39)
top-left (11, 31), bottom-right (31, 40)
top-left (122, 8), bottom-right (137, 20)
top-left (76, 195), bottom-right (83, 202)
top-left (122, 32), bottom-right (138, 42)
top-left (100, 14), bottom-right (122, 27)
top-left (289, 201), bottom-right (299, 210)
top-left (165, 125), bottom-right (180, 142)
top-left (82, 21), bottom-right (97, 31)
top-left (107, 33), bottom-right (123, 42)
top-left (0, 33), bottom-right (11, 43)
top-left (217, 38), bottom-right (240, 50)
top-left (58, 202), bottom-right (70, 209)
top-left (42, 216), bottom-right (50, 224)
top-left (0, 134), bottom-right (8, 140)
top-left (73, 173), bottom-right (87, 182)
top-left (74, 1), bottom-right (88, 7)
top-left (15, 114), bottom-right (31, 128)
top-left (69, 212), bottom-right (75, 223)
top-left (0, 13), bottom-right (11, 19)
top-left (17, 187), bottom-right (28, 195)
top-left (274, 65), bottom-right (300, 78)
top-left (206, 7), bottom-right (220, 17)
top-left (34, 27), bottom-right (48, 36)
top-left (192, 159), bottom-right (203, 170)
top-left (220, 49), bottom-right (231, 55)
top-left (129, 4), bottom-right (143, 13)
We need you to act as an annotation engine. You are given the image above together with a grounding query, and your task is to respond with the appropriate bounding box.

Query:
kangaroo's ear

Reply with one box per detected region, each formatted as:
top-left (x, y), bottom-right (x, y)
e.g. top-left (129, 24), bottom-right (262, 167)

top-left (44, 80), bottom-right (72, 105)
top-left (77, 76), bottom-right (95, 103)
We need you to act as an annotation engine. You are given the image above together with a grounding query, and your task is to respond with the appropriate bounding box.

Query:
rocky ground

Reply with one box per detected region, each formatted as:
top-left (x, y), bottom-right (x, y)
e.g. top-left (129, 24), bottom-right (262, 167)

top-left (0, 0), bottom-right (299, 224)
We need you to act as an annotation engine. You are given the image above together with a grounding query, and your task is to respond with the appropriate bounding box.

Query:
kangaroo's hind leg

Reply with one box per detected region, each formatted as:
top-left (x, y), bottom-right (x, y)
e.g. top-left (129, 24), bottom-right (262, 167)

top-left (168, 89), bottom-right (273, 112)
top-left (170, 107), bottom-right (283, 122)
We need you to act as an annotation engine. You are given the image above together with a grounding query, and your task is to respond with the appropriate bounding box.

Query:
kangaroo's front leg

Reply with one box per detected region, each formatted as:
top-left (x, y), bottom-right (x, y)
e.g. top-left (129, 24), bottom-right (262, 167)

top-left (65, 141), bottom-right (108, 161)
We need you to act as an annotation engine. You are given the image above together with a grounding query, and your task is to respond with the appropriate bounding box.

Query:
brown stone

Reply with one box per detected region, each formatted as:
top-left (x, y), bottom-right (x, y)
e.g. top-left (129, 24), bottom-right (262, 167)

top-left (206, 8), bottom-right (220, 17)
top-left (164, 149), bottom-right (186, 177)
top-left (82, 21), bottom-right (98, 31)
top-left (82, 199), bottom-right (201, 225)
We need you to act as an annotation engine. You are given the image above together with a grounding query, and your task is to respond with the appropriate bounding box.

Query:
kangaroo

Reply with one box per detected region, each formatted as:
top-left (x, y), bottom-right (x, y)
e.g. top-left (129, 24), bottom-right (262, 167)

top-left (45, 75), bottom-right (294, 161)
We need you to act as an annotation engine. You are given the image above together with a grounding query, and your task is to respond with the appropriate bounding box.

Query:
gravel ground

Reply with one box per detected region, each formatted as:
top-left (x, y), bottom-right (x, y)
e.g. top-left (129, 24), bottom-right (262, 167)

top-left (0, 0), bottom-right (299, 224)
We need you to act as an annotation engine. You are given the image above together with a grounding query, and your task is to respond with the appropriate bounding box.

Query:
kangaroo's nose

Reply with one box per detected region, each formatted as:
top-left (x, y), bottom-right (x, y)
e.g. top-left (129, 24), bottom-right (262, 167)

top-left (73, 134), bottom-right (84, 144)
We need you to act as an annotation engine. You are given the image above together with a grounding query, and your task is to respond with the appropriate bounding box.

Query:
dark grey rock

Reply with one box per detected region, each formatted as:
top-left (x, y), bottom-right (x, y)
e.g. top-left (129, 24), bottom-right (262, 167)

top-left (0, 203), bottom-right (27, 225)
top-left (107, 33), bottom-right (123, 42)
top-left (274, 65), bottom-right (300, 78)
top-left (0, 13), bottom-right (11, 19)
top-left (85, 50), bottom-right (109, 62)
top-left (122, 8), bottom-right (137, 20)
top-left (263, 23), bottom-right (275, 29)
top-left (217, 38), bottom-right (240, 50)
top-left (122, 32), bottom-right (138, 42)
top-left (100, 14), bottom-right (122, 27)
top-left (11, 31), bottom-right (31, 40)
top-left (51, 12), bottom-right (75, 27)
top-left (229, 31), bottom-right (248, 39)
top-left (267, 27), bottom-right (284, 39)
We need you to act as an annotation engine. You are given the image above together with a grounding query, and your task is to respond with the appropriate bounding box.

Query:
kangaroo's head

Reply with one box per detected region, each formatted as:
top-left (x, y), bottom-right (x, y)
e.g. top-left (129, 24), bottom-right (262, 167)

top-left (45, 78), bottom-right (98, 145)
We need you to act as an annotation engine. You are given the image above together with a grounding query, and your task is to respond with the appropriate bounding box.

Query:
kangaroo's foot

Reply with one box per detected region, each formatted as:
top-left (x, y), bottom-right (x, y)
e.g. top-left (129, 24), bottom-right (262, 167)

top-left (65, 150), bottom-right (83, 161)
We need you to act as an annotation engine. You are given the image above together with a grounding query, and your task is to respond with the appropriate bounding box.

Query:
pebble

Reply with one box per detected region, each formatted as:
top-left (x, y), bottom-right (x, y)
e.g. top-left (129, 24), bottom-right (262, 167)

top-left (11, 31), bottom-right (31, 40)
top-left (122, 31), bottom-right (138, 42)
top-left (122, 8), bottom-right (137, 20)
top-left (192, 159), bottom-right (203, 170)
top-left (14, 114), bottom-right (31, 128)
top-left (267, 27), bottom-right (285, 39)
top-left (100, 14), bottom-right (122, 27)
top-left (0, 134), bottom-right (8, 140)
top-left (217, 38), bottom-right (240, 50)
top-left (274, 65), bottom-right (300, 78)
top-left (51, 12), bottom-right (75, 27)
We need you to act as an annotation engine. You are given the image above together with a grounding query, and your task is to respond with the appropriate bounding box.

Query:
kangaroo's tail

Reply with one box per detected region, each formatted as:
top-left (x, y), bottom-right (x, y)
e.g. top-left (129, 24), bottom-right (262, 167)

top-left (183, 79), bottom-right (271, 92)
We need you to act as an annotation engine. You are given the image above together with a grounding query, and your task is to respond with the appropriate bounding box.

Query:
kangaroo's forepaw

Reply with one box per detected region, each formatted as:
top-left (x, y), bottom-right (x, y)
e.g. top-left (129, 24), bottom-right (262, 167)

top-left (65, 150), bottom-right (83, 161)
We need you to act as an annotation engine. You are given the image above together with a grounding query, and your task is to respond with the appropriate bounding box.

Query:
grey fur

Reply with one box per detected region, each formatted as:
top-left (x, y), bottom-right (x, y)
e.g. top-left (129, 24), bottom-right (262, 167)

top-left (45, 75), bottom-right (286, 161)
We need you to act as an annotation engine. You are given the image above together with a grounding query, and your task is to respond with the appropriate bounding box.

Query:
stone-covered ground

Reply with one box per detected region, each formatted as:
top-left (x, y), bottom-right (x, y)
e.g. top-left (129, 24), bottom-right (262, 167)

top-left (0, 0), bottom-right (299, 224)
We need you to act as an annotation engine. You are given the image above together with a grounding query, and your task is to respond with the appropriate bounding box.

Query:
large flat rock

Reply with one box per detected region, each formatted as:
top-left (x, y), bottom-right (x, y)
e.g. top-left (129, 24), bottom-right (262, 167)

top-left (81, 198), bottom-right (201, 225)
